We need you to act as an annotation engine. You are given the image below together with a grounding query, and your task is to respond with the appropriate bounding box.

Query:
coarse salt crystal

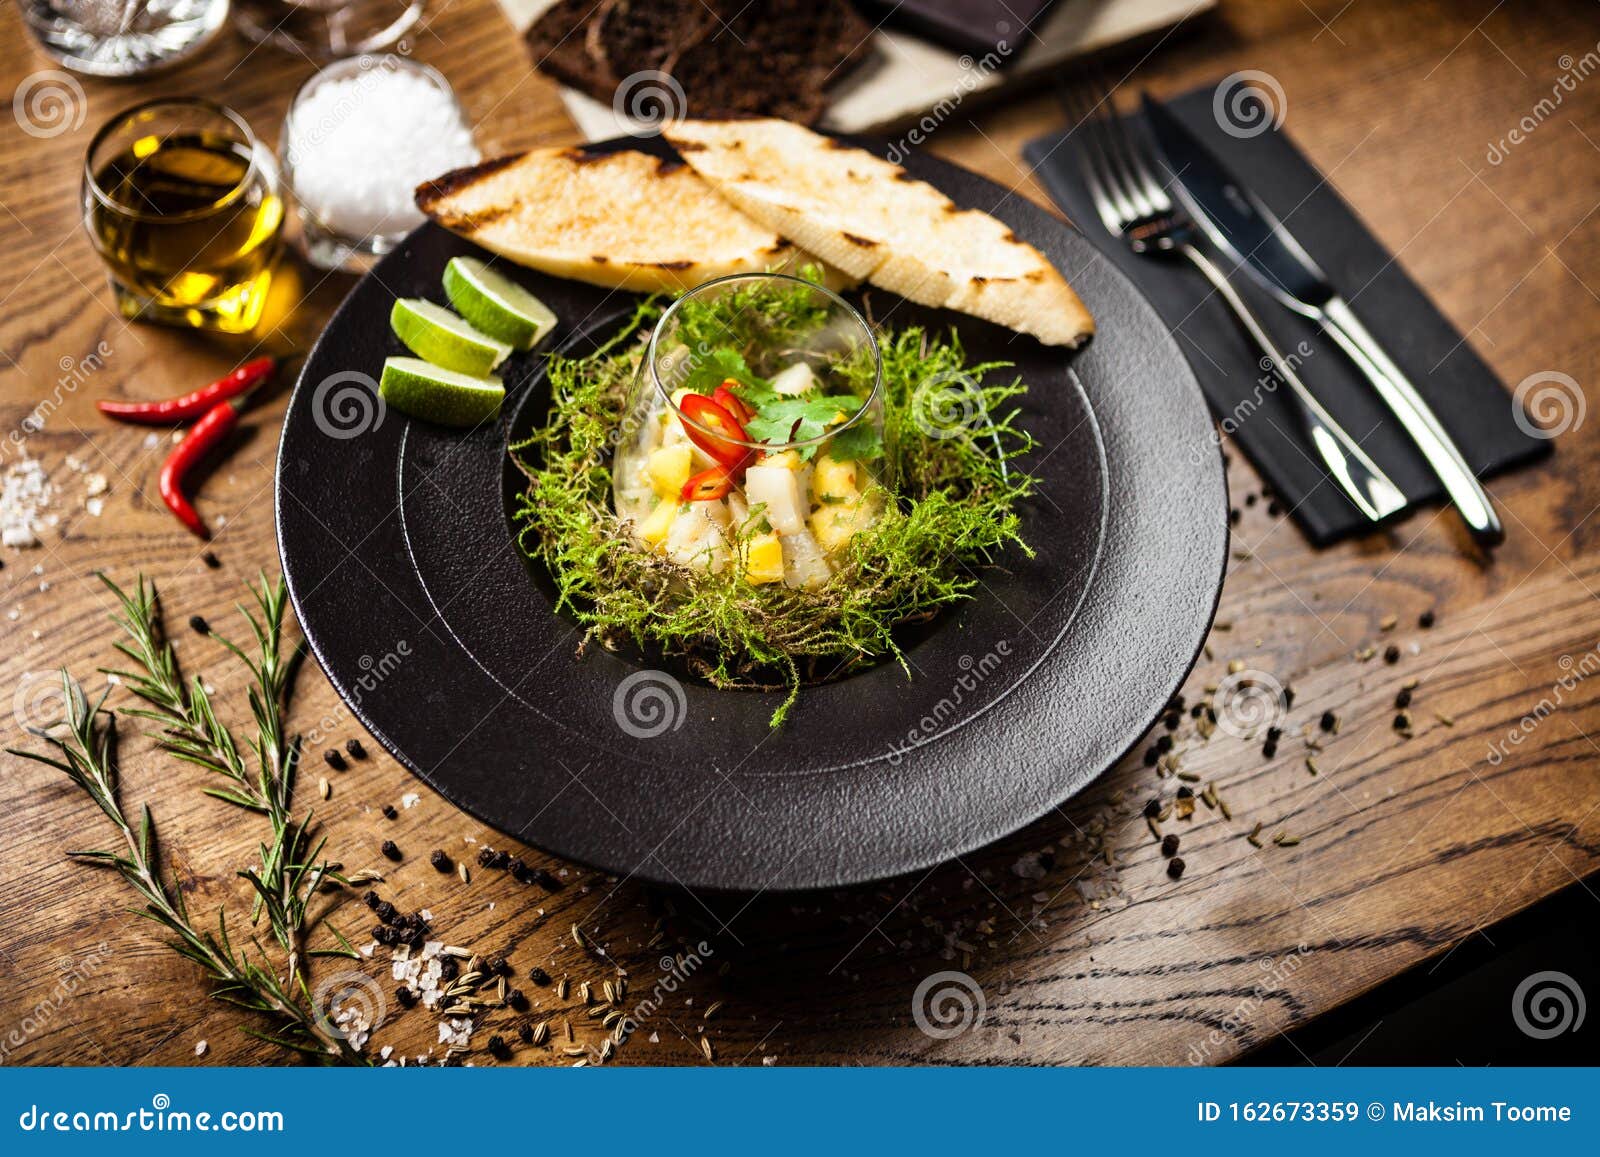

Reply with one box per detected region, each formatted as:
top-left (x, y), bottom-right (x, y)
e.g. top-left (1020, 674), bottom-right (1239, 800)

top-left (287, 64), bottom-right (479, 241)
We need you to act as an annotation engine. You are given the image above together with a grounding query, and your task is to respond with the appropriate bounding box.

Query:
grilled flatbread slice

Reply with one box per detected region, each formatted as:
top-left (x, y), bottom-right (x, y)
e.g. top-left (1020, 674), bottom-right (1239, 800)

top-left (415, 147), bottom-right (826, 294)
top-left (664, 118), bottom-right (1095, 347)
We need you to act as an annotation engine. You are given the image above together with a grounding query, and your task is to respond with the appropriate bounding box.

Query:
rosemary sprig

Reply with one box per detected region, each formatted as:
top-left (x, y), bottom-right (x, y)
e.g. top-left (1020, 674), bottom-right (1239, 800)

top-left (7, 674), bottom-right (365, 1064)
top-left (99, 574), bottom-right (338, 975)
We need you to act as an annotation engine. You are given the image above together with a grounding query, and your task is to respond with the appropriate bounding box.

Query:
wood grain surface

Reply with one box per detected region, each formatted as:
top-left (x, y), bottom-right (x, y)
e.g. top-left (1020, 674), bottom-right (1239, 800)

top-left (1, 0), bottom-right (1597, 1067)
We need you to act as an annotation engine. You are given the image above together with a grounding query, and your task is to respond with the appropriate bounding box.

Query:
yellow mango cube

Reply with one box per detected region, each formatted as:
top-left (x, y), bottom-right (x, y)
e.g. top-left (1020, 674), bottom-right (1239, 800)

top-left (745, 531), bottom-right (785, 584)
top-left (810, 502), bottom-right (867, 553)
top-left (760, 449), bottom-right (802, 471)
top-left (813, 456), bottom-right (859, 501)
top-left (646, 443), bottom-right (693, 499)
top-left (639, 500), bottom-right (677, 547)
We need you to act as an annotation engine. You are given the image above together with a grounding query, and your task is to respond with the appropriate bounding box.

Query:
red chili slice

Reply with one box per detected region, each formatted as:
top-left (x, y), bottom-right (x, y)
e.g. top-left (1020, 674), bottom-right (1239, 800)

top-left (712, 381), bottom-right (755, 424)
top-left (681, 464), bottom-right (734, 502)
top-left (678, 393), bottom-right (751, 469)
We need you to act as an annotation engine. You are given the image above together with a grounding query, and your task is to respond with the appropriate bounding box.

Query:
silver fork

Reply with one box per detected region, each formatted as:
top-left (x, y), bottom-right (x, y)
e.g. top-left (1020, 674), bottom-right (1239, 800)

top-left (1063, 83), bottom-right (1406, 525)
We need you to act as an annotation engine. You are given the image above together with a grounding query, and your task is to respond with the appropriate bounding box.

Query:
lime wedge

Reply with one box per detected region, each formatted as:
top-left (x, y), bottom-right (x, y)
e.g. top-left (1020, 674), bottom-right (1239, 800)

top-left (443, 256), bottom-right (557, 351)
top-left (379, 357), bottom-right (505, 427)
top-left (390, 298), bottom-right (511, 377)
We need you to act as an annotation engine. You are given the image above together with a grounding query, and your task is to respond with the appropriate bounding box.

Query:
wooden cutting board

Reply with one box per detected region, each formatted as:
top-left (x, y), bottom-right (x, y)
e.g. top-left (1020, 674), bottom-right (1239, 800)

top-left (499, 0), bottom-right (1217, 137)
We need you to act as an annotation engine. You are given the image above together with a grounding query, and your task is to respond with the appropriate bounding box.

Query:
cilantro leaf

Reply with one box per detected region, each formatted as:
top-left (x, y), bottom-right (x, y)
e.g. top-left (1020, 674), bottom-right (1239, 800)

top-left (682, 348), bottom-right (770, 397)
top-left (825, 420), bottom-right (884, 463)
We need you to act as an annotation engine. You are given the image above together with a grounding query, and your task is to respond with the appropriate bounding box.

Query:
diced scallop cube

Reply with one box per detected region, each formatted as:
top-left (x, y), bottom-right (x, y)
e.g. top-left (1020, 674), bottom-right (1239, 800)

top-left (743, 464), bottom-right (806, 535)
top-left (781, 530), bottom-right (832, 590)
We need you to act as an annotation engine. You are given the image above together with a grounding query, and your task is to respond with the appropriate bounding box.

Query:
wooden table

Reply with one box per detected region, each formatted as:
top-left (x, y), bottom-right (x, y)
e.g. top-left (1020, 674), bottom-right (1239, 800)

top-left (2, 0), bottom-right (1596, 1067)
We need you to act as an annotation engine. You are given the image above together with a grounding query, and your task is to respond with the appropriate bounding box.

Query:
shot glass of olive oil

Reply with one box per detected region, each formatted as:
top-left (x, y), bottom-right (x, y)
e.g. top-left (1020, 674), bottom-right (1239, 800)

top-left (83, 100), bottom-right (285, 335)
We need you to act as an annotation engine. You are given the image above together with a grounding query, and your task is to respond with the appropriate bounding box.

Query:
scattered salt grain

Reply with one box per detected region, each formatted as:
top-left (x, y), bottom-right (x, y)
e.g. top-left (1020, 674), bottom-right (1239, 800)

top-left (194, 1040), bottom-right (207, 1056)
top-left (401, 792), bottom-right (420, 809)
top-left (1, 459), bottom-right (51, 548)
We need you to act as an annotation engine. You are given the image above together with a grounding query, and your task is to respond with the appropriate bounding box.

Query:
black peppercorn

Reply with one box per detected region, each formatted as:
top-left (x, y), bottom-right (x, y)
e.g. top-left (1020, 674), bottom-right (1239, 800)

top-left (1176, 785), bottom-right (1193, 800)
top-left (1142, 747), bottom-right (1160, 767)
top-left (477, 847), bottom-right (495, 868)
top-left (439, 957), bottom-right (460, 982)
top-left (1161, 833), bottom-right (1180, 857)
top-left (1262, 740), bottom-right (1278, 759)
top-left (527, 966), bottom-right (552, 986)
top-left (202, 551), bottom-right (221, 569)
top-left (324, 748), bottom-right (347, 771)
top-left (381, 804), bottom-right (398, 820)
top-left (429, 850), bottom-right (451, 873)
top-left (1229, 507), bottom-right (1241, 525)
top-left (188, 614), bottom-right (209, 635)
top-left (1384, 644), bottom-right (1401, 665)
top-left (1167, 857), bottom-right (1186, 879)
top-left (380, 839), bottom-right (401, 861)
top-left (1419, 610), bottom-right (1435, 629)
top-left (1282, 687), bottom-right (1296, 709)
top-left (507, 989), bottom-right (528, 1011)
top-left (396, 986), bottom-right (417, 1008)
top-left (506, 858), bottom-right (527, 879)
top-left (345, 738), bottom-right (366, 759)
top-left (373, 925), bottom-right (401, 946)
top-left (530, 868), bottom-right (561, 891)
top-left (1142, 799), bottom-right (1161, 819)
top-left (1266, 726), bottom-right (1283, 743)
top-left (489, 850), bottom-right (510, 870)
top-left (1163, 713), bottom-right (1180, 731)
top-left (1319, 710), bottom-right (1337, 732)
top-left (1245, 493), bottom-right (1257, 507)
top-left (1393, 713), bottom-right (1410, 731)
top-left (374, 901), bottom-right (398, 925)
top-left (517, 1021), bottom-right (534, 1043)
top-left (486, 954), bottom-right (509, 976)
top-left (488, 1035), bottom-right (511, 1060)
top-left (1395, 687), bottom-right (1412, 709)
top-left (1155, 734), bottom-right (1173, 754)
top-left (362, 890), bottom-right (380, 910)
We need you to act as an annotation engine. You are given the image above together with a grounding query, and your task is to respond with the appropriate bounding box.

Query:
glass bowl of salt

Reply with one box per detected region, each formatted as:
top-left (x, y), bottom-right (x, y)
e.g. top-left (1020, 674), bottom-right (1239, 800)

top-left (280, 55), bottom-right (480, 272)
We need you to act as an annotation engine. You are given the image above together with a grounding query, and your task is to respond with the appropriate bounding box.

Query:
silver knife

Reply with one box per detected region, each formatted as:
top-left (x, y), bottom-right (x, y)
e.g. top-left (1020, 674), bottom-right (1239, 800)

top-left (1140, 94), bottom-right (1503, 547)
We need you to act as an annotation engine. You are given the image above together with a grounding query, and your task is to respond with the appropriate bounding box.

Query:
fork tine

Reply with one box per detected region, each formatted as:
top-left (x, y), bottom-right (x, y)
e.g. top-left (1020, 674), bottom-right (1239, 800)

top-left (1108, 108), bottom-right (1174, 216)
top-left (1059, 80), bottom-right (1134, 235)
top-left (1085, 75), bottom-right (1164, 220)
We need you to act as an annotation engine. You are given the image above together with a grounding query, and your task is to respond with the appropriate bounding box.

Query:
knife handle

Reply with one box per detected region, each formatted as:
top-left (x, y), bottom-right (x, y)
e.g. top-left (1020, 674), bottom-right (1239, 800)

top-left (1318, 297), bottom-right (1504, 547)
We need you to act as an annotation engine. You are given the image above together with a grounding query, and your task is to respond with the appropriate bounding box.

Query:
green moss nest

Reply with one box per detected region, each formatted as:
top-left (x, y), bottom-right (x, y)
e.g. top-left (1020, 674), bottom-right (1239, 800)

top-left (509, 290), bottom-right (1036, 726)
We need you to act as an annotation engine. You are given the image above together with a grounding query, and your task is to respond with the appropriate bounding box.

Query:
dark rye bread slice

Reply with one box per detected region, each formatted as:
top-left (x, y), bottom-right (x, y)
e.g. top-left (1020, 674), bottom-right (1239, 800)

top-left (525, 0), bottom-right (874, 125)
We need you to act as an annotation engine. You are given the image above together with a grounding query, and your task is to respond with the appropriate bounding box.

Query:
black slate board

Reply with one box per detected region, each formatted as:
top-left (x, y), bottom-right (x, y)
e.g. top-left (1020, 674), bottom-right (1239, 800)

top-left (1025, 83), bottom-right (1549, 545)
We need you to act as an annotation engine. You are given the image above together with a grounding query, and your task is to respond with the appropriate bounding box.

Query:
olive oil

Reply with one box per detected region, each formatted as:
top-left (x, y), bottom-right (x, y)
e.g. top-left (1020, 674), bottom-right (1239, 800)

top-left (87, 127), bottom-right (283, 333)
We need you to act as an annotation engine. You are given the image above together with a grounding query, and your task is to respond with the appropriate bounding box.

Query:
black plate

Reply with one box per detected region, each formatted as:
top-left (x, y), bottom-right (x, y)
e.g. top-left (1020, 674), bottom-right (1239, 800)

top-left (276, 138), bottom-right (1227, 892)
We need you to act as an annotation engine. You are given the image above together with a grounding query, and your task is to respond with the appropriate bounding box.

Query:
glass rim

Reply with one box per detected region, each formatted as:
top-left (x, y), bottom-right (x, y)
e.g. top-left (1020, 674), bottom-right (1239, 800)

top-left (84, 98), bottom-right (262, 224)
top-left (645, 272), bottom-right (884, 454)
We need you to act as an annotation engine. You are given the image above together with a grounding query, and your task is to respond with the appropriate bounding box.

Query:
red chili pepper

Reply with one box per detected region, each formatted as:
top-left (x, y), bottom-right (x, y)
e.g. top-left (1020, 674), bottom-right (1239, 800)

top-left (678, 393), bottom-right (752, 470)
top-left (712, 380), bottom-right (755, 425)
top-left (99, 356), bottom-right (275, 425)
top-left (681, 464), bottom-right (735, 502)
top-left (159, 399), bottom-right (242, 538)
